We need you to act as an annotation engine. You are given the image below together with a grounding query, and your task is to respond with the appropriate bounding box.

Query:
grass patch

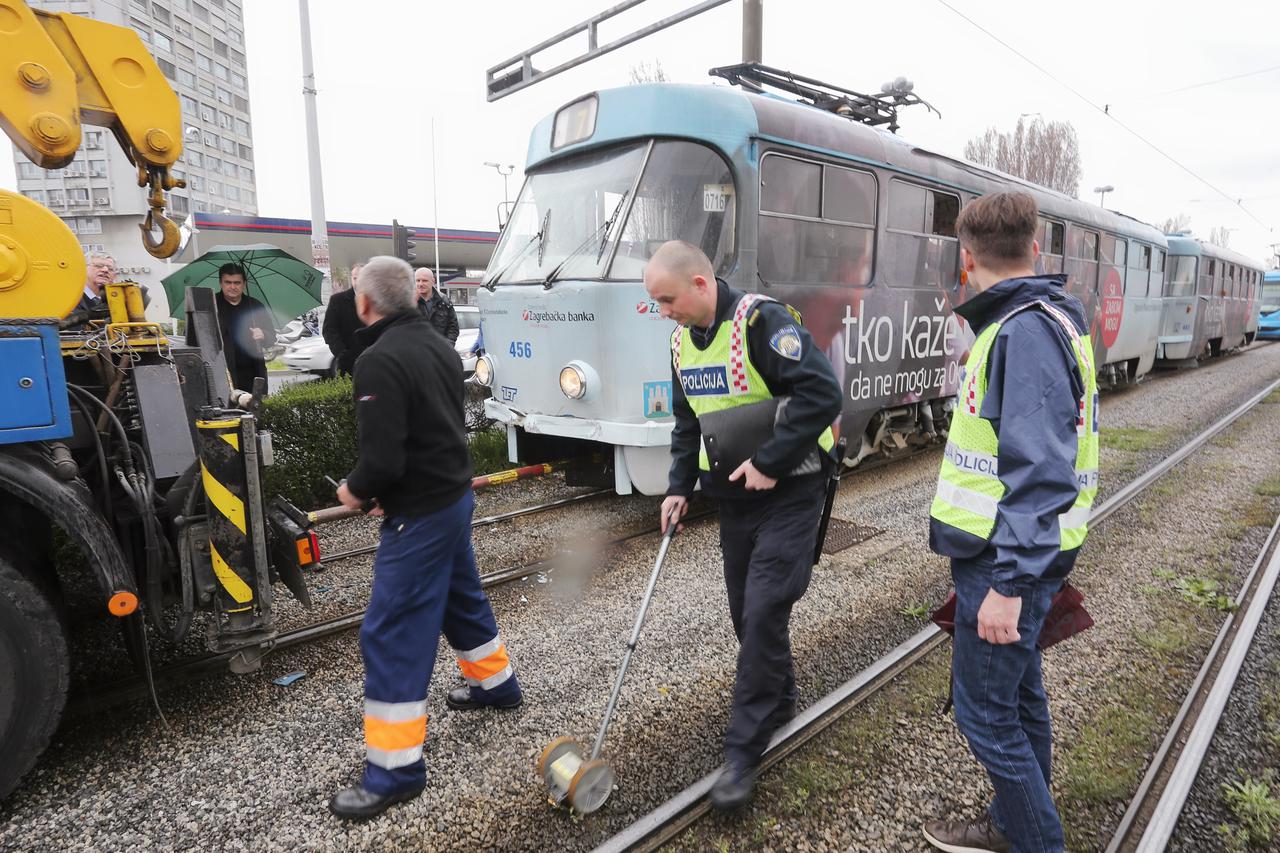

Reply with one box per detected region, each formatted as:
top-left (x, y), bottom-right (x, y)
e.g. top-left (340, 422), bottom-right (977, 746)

top-left (1060, 701), bottom-right (1160, 805)
top-left (1135, 618), bottom-right (1195, 658)
top-left (1255, 475), bottom-right (1280, 498)
top-left (469, 427), bottom-right (509, 476)
top-left (1218, 773), bottom-right (1280, 852)
top-left (1175, 576), bottom-right (1238, 612)
top-left (1264, 387), bottom-right (1280, 404)
top-left (1100, 427), bottom-right (1170, 453)
top-left (900, 602), bottom-right (931, 621)
top-left (266, 357), bottom-right (288, 370)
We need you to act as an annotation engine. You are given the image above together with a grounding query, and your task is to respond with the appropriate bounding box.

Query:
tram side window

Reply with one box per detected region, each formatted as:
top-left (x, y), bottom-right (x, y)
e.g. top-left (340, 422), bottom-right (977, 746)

top-left (610, 140), bottom-right (738, 279)
top-left (757, 153), bottom-right (875, 288)
top-left (1038, 218), bottom-right (1065, 274)
top-left (1066, 227), bottom-right (1099, 293)
top-left (1101, 235), bottom-right (1127, 294)
top-left (1150, 248), bottom-right (1165, 297)
top-left (1199, 258), bottom-right (1215, 296)
top-left (882, 179), bottom-right (960, 290)
top-left (1166, 255), bottom-right (1196, 298)
top-left (1128, 242), bottom-right (1151, 297)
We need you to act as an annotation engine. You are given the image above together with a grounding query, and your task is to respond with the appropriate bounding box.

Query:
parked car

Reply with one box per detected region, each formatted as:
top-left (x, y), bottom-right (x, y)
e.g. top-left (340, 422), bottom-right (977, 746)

top-left (280, 304), bottom-right (482, 377)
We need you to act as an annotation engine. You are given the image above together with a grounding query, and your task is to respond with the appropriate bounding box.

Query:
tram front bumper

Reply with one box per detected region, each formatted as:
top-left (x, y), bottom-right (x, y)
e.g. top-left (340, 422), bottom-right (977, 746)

top-left (483, 398), bottom-right (674, 447)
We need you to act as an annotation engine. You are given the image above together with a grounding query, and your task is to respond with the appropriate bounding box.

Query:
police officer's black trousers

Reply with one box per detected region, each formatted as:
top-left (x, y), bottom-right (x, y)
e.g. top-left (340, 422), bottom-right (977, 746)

top-left (717, 472), bottom-right (826, 770)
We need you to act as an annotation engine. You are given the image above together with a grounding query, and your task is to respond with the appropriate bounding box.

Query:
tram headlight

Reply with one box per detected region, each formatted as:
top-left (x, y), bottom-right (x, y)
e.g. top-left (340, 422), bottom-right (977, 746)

top-left (475, 354), bottom-right (495, 387)
top-left (559, 364), bottom-right (586, 399)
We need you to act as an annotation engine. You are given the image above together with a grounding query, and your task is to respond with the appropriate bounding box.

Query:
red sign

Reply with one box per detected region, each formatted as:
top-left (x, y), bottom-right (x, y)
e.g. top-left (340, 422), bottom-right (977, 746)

top-left (1100, 268), bottom-right (1124, 348)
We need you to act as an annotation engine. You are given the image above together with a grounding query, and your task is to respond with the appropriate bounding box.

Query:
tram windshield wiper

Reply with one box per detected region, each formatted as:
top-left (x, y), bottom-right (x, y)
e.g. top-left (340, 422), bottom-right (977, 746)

top-left (541, 190), bottom-right (630, 289)
top-left (484, 208), bottom-right (551, 289)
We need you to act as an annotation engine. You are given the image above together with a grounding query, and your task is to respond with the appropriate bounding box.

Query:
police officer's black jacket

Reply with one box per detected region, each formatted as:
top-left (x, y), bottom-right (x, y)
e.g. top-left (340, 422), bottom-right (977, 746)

top-left (668, 279), bottom-right (843, 500)
top-left (345, 310), bottom-right (472, 517)
top-left (322, 288), bottom-right (365, 376)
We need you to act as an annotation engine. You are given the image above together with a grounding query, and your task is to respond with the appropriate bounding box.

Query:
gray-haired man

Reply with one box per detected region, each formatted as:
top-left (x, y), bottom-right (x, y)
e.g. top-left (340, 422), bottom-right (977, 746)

top-left (330, 256), bottom-right (522, 821)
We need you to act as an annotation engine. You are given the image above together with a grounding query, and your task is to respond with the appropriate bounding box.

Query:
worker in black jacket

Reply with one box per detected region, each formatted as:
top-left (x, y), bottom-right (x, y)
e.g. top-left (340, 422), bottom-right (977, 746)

top-left (329, 256), bottom-right (522, 821)
top-left (415, 267), bottom-right (459, 343)
top-left (646, 240), bottom-right (844, 812)
top-left (322, 262), bottom-right (364, 376)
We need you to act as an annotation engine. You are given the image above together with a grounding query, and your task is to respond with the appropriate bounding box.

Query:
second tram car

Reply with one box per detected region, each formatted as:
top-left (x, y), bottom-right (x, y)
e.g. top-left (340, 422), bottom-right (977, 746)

top-left (1258, 270), bottom-right (1280, 340)
top-left (473, 78), bottom-right (1229, 495)
top-left (1157, 236), bottom-right (1266, 362)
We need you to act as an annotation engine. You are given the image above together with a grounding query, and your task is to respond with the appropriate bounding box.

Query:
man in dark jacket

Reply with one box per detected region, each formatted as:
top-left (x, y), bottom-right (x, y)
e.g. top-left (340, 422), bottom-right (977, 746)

top-left (415, 267), bottom-right (459, 343)
top-left (322, 261), bottom-right (364, 376)
top-left (922, 192), bottom-right (1098, 853)
top-left (330, 256), bottom-right (522, 821)
top-left (214, 262), bottom-right (275, 394)
top-left (647, 240), bottom-right (844, 812)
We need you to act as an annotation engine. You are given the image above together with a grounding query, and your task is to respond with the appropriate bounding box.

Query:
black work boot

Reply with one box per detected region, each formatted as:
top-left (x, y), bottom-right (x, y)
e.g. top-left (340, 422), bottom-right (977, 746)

top-left (766, 698), bottom-right (797, 736)
top-left (328, 783), bottom-right (424, 821)
top-left (445, 685), bottom-right (523, 710)
top-left (709, 763), bottom-right (756, 812)
top-left (922, 814), bottom-right (1012, 853)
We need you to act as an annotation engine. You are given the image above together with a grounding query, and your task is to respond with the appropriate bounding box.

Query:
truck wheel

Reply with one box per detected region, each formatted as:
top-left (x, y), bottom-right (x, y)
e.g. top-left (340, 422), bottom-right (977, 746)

top-left (0, 550), bottom-right (69, 800)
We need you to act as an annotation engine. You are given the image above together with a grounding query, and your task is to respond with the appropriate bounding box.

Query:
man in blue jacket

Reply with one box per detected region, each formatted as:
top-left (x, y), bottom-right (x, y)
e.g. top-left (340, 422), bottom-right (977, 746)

top-left (923, 192), bottom-right (1099, 853)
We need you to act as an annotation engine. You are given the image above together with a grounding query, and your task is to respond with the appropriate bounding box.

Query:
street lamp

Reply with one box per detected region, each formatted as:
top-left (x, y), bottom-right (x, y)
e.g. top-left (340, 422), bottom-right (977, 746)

top-left (484, 161), bottom-right (515, 228)
top-left (1094, 185), bottom-right (1114, 209)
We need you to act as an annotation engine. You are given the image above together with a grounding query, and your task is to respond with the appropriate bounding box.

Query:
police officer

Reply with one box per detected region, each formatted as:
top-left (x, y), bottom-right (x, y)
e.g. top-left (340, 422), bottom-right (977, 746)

top-left (922, 192), bottom-right (1098, 853)
top-left (330, 256), bottom-right (523, 821)
top-left (645, 240), bottom-right (843, 811)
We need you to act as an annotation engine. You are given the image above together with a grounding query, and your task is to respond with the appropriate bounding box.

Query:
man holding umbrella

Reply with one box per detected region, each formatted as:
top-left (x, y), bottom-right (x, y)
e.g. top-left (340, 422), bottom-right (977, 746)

top-left (216, 262), bottom-right (276, 393)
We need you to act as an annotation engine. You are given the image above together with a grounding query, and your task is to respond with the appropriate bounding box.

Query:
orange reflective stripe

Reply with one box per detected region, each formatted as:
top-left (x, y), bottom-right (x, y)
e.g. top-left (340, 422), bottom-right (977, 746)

top-left (457, 646), bottom-right (510, 681)
top-left (363, 715), bottom-right (427, 752)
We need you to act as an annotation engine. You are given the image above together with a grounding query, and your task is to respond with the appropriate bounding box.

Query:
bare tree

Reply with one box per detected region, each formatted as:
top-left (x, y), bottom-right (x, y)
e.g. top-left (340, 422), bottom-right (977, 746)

top-left (963, 116), bottom-right (1083, 197)
top-left (1208, 226), bottom-right (1232, 248)
top-left (1159, 213), bottom-right (1192, 235)
top-left (629, 60), bottom-right (668, 84)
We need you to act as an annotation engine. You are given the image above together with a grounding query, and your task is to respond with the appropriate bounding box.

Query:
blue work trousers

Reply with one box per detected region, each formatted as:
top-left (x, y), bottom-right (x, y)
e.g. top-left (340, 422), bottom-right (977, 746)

top-left (360, 489), bottom-right (520, 795)
top-left (950, 554), bottom-right (1065, 853)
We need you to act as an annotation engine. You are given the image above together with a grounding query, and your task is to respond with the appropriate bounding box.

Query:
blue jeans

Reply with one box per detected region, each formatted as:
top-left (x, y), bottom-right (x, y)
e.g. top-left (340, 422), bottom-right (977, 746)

top-left (950, 554), bottom-right (1064, 853)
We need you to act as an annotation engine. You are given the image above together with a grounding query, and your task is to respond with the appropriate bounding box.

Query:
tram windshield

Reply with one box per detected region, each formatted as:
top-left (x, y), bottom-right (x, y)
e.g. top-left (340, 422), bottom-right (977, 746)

top-left (1262, 279), bottom-right (1280, 315)
top-left (486, 140), bottom-right (736, 285)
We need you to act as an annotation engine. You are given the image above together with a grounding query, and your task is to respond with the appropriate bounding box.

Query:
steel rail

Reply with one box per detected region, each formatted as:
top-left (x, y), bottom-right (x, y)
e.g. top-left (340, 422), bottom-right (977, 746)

top-left (320, 487), bottom-right (615, 564)
top-left (1106, 513), bottom-right (1280, 853)
top-left (591, 375), bottom-right (1280, 853)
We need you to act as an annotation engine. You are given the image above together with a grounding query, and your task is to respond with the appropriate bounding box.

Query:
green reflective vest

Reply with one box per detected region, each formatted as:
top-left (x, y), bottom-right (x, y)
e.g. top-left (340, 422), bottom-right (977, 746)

top-left (672, 293), bottom-right (834, 471)
top-left (929, 299), bottom-right (1099, 551)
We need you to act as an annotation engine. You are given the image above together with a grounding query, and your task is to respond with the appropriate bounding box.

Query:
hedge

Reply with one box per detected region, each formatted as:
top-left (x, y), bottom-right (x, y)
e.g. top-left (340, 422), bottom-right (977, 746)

top-left (259, 377), bottom-right (507, 511)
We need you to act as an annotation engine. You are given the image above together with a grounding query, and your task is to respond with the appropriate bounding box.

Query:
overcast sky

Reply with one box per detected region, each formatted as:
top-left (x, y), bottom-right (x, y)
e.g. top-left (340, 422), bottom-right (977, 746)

top-left (4, 0), bottom-right (1278, 261)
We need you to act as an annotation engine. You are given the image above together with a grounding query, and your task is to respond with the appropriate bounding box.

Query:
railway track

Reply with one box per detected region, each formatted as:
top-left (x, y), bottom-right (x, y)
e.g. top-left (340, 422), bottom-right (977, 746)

top-left (1104, 512), bottom-right (1280, 852)
top-left (589, 375), bottom-right (1280, 853)
top-left (66, 502), bottom-right (716, 716)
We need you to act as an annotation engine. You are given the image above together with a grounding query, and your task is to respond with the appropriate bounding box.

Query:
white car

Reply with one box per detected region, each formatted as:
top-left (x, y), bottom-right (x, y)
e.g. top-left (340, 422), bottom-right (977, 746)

top-left (281, 304), bottom-right (482, 378)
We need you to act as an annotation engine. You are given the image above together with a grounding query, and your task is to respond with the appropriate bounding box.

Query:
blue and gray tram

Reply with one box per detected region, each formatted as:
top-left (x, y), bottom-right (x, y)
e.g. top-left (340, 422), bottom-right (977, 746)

top-left (473, 81), bottom-right (1177, 495)
top-left (1156, 236), bottom-right (1266, 361)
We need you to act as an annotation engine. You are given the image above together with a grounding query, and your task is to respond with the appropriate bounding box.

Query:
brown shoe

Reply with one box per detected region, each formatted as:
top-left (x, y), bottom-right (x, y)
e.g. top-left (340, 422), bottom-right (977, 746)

top-left (922, 815), bottom-right (1012, 853)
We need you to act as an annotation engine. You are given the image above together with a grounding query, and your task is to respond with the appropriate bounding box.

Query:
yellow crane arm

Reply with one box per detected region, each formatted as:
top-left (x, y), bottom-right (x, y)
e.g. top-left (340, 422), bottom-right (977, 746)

top-left (0, 0), bottom-right (185, 258)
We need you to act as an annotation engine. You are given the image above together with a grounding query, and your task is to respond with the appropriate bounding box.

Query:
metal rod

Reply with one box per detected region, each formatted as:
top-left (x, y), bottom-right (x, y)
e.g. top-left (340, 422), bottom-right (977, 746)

top-left (741, 0), bottom-right (762, 63)
top-left (590, 525), bottom-right (677, 760)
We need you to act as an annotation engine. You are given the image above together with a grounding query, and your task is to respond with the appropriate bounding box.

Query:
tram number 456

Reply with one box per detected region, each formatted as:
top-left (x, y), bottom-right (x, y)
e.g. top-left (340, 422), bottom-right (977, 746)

top-left (509, 341), bottom-right (533, 358)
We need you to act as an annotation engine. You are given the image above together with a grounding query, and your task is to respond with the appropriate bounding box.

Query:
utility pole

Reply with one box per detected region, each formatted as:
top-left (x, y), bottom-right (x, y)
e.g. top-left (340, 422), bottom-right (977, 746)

top-left (298, 0), bottom-right (330, 297)
top-left (742, 0), bottom-right (762, 63)
top-left (1094, 184), bottom-right (1113, 209)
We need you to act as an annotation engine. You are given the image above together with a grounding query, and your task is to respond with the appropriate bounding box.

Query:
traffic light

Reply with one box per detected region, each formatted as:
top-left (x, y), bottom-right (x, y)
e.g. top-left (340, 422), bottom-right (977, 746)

top-left (391, 219), bottom-right (416, 263)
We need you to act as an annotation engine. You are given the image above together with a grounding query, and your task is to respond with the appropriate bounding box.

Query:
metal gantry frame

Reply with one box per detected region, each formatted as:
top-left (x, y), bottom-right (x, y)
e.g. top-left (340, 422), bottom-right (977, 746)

top-left (485, 0), bottom-right (738, 101)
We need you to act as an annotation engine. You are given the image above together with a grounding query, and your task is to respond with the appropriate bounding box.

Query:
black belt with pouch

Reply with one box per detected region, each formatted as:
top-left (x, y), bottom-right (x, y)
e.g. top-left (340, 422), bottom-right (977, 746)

top-left (698, 396), bottom-right (824, 491)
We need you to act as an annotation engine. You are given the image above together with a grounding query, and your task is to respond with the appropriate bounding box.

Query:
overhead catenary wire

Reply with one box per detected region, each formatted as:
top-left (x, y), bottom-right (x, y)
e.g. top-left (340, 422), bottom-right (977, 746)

top-left (933, 0), bottom-right (1273, 233)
